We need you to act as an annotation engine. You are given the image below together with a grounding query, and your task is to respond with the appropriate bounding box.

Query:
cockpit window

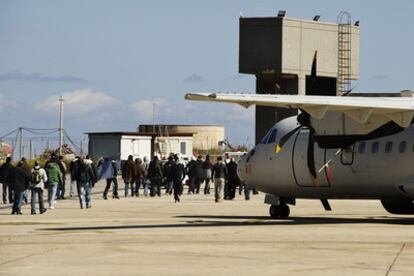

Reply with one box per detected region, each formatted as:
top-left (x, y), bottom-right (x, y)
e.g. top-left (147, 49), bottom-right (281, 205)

top-left (267, 130), bottom-right (278, 144)
top-left (260, 128), bottom-right (277, 144)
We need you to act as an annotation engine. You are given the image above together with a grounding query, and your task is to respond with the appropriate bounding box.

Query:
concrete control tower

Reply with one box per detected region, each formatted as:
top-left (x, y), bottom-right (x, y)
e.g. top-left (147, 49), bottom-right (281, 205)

top-left (239, 12), bottom-right (360, 143)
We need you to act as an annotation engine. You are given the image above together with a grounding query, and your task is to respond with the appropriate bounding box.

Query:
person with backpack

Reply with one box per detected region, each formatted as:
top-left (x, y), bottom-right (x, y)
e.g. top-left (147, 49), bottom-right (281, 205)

top-left (76, 157), bottom-right (96, 209)
top-left (171, 154), bottom-right (186, 203)
top-left (45, 153), bottom-right (63, 209)
top-left (147, 156), bottom-right (163, 197)
top-left (212, 156), bottom-right (228, 203)
top-left (11, 161), bottom-right (31, 214)
top-left (30, 161), bottom-right (47, 215)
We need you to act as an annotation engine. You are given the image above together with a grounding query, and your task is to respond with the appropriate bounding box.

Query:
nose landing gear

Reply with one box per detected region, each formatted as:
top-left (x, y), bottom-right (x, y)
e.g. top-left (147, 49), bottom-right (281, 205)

top-left (269, 203), bottom-right (290, 219)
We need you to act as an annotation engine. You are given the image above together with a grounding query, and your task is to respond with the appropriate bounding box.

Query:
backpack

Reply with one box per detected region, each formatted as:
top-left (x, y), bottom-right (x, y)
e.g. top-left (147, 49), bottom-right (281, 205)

top-left (31, 168), bottom-right (41, 184)
top-left (78, 167), bottom-right (89, 183)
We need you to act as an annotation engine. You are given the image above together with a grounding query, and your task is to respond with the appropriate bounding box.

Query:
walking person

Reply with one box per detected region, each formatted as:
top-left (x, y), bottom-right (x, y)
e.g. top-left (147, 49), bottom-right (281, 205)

top-left (203, 155), bottom-right (213, 194)
top-left (134, 158), bottom-right (146, 196)
top-left (0, 157), bottom-right (15, 204)
top-left (76, 157), bottom-right (96, 209)
top-left (195, 155), bottom-right (204, 194)
top-left (227, 158), bottom-right (240, 200)
top-left (45, 153), bottom-right (63, 209)
top-left (103, 158), bottom-right (120, 200)
top-left (163, 156), bottom-right (174, 195)
top-left (69, 157), bottom-right (79, 197)
top-left (56, 155), bottom-right (67, 199)
top-left (11, 161), bottom-right (31, 214)
top-left (147, 156), bottom-right (163, 197)
top-left (30, 161), bottom-right (47, 215)
top-left (186, 157), bottom-right (197, 194)
top-left (122, 155), bottom-right (136, 197)
top-left (171, 154), bottom-right (186, 203)
top-left (212, 156), bottom-right (228, 203)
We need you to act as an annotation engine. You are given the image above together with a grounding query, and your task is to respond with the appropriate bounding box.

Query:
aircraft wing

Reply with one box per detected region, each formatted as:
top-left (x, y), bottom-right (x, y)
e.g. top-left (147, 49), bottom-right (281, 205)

top-left (185, 92), bottom-right (414, 127)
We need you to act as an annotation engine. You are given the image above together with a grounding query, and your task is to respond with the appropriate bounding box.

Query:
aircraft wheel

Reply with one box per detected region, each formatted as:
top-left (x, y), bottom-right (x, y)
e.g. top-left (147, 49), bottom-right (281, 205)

top-left (269, 204), bottom-right (290, 219)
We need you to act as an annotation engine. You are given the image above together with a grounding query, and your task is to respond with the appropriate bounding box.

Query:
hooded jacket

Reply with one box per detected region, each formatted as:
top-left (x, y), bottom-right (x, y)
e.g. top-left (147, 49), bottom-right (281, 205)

top-left (30, 166), bottom-right (48, 190)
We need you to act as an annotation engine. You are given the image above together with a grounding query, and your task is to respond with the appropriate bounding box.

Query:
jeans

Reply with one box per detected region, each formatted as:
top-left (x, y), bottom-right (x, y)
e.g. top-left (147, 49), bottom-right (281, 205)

top-left (188, 177), bottom-right (196, 193)
top-left (70, 177), bottom-right (77, 196)
top-left (137, 179), bottom-right (149, 196)
top-left (12, 190), bottom-right (25, 213)
top-left (204, 178), bottom-right (211, 194)
top-left (214, 178), bottom-right (225, 202)
top-left (57, 175), bottom-right (66, 199)
top-left (2, 182), bottom-right (13, 204)
top-left (135, 178), bottom-right (146, 196)
top-left (124, 181), bottom-right (135, 197)
top-left (104, 177), bottom-right (118, 197)
top-left (31, 188), bottom-right (45, 213)
top-left (165, 180), bottom-right (173, 194)
top-left (79, 182), bottom-right (91, 208)
top-left (150, 177), bottom-right (161, 197)
top-left (48, 182), bottom-right (58, 208)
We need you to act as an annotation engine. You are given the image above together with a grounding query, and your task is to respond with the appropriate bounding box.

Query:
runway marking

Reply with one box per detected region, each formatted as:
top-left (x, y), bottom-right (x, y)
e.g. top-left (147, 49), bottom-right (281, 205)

top-left (385, 242), bottom-right (406, 276)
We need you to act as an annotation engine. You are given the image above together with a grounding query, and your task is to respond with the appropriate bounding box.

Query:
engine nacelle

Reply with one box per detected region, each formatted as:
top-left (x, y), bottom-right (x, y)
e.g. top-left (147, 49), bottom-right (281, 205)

top-left (381, 198), bottom-right (414, 215)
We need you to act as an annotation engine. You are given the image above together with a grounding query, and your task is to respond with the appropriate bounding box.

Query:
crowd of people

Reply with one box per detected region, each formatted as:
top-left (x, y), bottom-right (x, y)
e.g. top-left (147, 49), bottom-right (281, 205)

top-left (0, 152), bottom-right (255, 215)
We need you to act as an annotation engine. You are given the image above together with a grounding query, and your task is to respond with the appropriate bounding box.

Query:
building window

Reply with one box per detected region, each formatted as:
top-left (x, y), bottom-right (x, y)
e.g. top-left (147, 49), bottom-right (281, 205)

top-left (180, 142), bottom-right (186, 155)
top-left (385, 142), bottom-right (393, 153)
top-left (399, 141), bottom-right (407, 153)
top-left (372, 142), bottom-right (379, 154)
top-left (358, 142), bottom-right (366, 154)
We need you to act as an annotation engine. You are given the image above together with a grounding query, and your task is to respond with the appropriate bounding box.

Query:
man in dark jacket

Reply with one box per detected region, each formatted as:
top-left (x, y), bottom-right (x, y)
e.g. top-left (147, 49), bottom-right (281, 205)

top-left (195, 155), bottom-right (204, 194)
top-left (56, 155), bottom-right (67, 199)
top-left (11, 161), bottom-right (31, 214)
top-left (76, 157), bottom-right (96, 209)
top-left (171, 154), bottom-right (186, 202)
top-left (147, 156), bottom-right (163, 197)
top-left (69, 157), bottom-right (79, 197)
top-left (226, 158), bottom-right (240, 200)
top-left (186, 157), bottom-right (197, 194)
top-left (0, 157), bottom-right (14, 204)
top-left (163, 156), bottom-right (174, 195)
top-left (122, 155), bottom-right (136, 197)
top-left (212, 156), bottom-right (228, 203)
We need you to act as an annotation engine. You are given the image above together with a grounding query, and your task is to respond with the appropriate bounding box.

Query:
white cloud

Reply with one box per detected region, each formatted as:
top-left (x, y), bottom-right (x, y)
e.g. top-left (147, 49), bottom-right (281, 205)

top-left (36, 89), bottom-right (116, 115)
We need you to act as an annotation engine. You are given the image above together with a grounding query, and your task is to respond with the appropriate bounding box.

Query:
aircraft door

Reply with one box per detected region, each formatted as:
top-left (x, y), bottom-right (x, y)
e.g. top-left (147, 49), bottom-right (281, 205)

top-left (292, 129), bottom-right (330, 187)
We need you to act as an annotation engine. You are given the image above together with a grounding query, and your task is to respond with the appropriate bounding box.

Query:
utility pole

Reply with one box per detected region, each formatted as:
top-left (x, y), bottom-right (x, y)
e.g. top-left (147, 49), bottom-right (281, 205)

top-left (59, 96), bottom-right (64, 156)
top-left (19, 127), bottom-right (23, 159)
top-left (152, 102), bottom-right (156, 133)
top-left (29, 138), bottom-right (32, 160)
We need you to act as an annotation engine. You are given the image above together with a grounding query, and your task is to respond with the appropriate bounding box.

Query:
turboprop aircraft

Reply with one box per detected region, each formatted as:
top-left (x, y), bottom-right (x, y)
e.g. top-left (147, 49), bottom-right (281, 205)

top-left (185, 55), bottom-right (414, 218)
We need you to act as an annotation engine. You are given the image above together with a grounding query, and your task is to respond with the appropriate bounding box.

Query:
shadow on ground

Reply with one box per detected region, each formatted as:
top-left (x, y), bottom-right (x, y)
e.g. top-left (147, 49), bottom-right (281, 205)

top-left (37, 215), bottom-right (414, 232)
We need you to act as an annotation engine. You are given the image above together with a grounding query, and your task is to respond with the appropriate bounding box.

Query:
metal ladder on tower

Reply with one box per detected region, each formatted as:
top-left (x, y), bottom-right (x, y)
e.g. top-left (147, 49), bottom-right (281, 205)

top-left (337, 11), bottom-right (352, 96)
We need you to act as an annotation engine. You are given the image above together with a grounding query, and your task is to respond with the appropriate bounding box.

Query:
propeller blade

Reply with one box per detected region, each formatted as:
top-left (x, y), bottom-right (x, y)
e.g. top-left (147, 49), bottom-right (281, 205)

top-left (307, 128), bottom-right (317, 179)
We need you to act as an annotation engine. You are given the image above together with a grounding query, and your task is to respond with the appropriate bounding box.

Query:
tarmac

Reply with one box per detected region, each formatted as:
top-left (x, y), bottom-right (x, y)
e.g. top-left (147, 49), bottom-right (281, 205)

top-left (1, 179), bottom-right (414, 276)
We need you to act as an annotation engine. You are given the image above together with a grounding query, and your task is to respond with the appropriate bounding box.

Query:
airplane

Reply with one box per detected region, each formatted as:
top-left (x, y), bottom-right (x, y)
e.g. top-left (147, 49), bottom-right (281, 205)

top-left (185, 55), bottom-right (414, 219)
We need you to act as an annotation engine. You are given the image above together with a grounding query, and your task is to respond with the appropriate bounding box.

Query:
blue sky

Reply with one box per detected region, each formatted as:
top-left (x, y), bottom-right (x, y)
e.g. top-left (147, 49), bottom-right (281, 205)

top-left (1, 0), bottom-right (414, 152)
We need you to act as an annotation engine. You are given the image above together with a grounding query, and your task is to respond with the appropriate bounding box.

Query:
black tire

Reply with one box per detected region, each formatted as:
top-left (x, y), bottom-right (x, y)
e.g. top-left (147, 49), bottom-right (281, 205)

top-left (269, 204), bottom-right (290, 219)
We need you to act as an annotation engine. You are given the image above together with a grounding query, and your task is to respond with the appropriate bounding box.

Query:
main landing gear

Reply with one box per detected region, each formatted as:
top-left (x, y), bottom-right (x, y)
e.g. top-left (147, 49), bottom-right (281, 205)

top-left (269, 203), bottom-right (290, 219)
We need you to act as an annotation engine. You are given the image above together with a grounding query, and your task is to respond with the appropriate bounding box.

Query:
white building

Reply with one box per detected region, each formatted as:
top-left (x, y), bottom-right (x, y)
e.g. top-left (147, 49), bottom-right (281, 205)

top-left (87, 132), bottom-right (193, 160)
